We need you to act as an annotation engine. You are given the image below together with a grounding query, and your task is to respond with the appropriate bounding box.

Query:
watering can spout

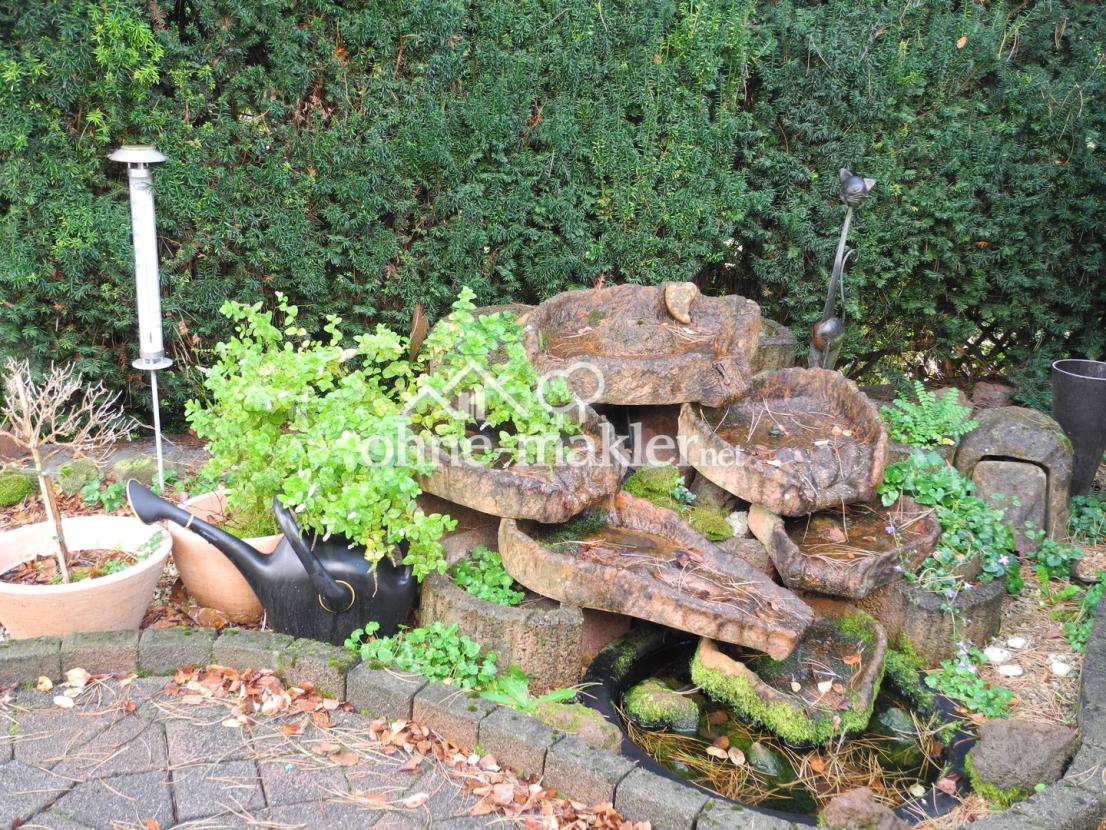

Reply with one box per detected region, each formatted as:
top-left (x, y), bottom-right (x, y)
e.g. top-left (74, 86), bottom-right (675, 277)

top-left (125, 480), bottom-right (271, 580)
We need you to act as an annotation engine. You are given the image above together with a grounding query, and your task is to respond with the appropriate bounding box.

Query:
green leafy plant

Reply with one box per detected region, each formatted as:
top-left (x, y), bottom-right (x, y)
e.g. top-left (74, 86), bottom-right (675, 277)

top-left (1069, 494), bottom-right (1106, 545)
top-left (344, 622), bottom-right (499, 690)
top-left (1025, 526), bottom-right (1082, 581)
top-left (881, 382), bottom-right (977, 448)
top-left (479, 666), bottom-right (578, 714)
top-left (189, 295), bottom-right (454, 579)
top-left (1051, 577), bottom-right (1106, 652)
top-left (879, 451), bottom-right (1018, 596)
top-left (450, 546), bottom-right (525, 607)
top-left (79, 480), bottom-right (127, 513)
top-left (925, 644), bottom-right (1013, 718)
top-left (405, 288), bottom-right (576, 466)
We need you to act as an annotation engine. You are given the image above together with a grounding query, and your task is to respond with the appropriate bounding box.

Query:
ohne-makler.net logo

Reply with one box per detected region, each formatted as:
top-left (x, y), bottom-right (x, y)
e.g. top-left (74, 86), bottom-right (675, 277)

top-left (348, 357), bottom-right (744, 470)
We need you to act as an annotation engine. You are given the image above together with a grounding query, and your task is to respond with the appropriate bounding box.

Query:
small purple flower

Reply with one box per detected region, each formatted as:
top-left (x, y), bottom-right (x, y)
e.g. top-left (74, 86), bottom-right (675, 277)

top-left (885, 525), bottom-right (896, 535)
top-left (997, 555), bottom-right (1011, 567)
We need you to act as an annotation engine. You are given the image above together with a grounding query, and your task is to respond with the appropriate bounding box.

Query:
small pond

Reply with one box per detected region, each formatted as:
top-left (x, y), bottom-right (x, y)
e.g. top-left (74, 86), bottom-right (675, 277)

top-left (584, 629), bottom-right (973, 826)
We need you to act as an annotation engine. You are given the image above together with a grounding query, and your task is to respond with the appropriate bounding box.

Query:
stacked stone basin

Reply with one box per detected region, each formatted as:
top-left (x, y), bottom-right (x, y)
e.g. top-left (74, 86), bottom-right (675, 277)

top-left (748, 495), bottom-right (941, 600)
top-left (499, 492), bottom-right (814, 660)
top-left (679, 367), bottom-right (889, 516)
top-left (524, 282), bottom-right (760, 408)
top-left (416, 402), bottom-right (626, 523)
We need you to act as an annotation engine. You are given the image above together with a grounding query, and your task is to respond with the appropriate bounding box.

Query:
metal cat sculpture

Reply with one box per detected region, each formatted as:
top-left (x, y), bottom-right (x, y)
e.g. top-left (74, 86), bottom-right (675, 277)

top-left (126, 480), bottom-right (416, 645)
top-left (808, 168), bottom-right (876, 371)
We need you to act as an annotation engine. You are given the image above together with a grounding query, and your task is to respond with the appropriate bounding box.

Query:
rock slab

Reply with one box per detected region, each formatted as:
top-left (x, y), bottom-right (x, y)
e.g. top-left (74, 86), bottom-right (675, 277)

top-left (969, 718), bottom-right (1079, 793)
top-left (821, 787), bottom-right (909, 830)
top-left (499, 492), bottom-right (813, 660)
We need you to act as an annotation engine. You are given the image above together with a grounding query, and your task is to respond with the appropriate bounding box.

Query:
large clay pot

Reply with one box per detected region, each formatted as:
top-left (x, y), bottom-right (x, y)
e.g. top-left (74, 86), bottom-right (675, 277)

top-left (167, 491), bottom-right (281, 623)
top-left (0, 515), bottom-right (172, 638)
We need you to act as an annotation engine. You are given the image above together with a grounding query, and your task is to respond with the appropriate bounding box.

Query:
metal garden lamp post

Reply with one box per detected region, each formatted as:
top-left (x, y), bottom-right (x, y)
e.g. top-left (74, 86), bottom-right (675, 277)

top-left (110, 145), bottom-right (171, 491)
top-left (808, 168), bottom-right (877, 371)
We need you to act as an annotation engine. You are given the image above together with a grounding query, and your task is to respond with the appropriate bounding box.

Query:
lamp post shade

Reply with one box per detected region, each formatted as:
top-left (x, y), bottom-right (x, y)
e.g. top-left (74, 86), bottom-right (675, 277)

top-left (109, 145), bottom-right (172, 371)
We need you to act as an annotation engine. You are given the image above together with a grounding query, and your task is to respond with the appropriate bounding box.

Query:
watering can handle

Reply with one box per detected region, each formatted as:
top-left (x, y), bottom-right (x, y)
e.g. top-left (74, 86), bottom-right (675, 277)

top-left (272, 497), bottom-right (356, 613)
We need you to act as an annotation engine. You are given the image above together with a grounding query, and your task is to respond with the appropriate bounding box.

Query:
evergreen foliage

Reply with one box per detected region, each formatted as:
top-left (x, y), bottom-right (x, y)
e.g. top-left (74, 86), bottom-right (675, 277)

top-left (2, 0), bottom-right (1103, 422)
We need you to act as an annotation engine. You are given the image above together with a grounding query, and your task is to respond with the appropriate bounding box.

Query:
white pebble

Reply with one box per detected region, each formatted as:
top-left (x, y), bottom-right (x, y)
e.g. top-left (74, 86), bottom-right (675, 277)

top-left (1007, 636), bottom-right (1029, 650)
top-left (1051, 661), bottom-right (1072, 677)
top-left (997, 664), bottom-right (1024, 678)
top-left (983, 646), bottom-right (1011, 664)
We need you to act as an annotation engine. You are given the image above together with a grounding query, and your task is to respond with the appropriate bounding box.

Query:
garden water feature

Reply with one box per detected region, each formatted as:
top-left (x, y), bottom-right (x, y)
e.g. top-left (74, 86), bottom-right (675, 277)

top-left (118, 280), bottom-right (1019, 824)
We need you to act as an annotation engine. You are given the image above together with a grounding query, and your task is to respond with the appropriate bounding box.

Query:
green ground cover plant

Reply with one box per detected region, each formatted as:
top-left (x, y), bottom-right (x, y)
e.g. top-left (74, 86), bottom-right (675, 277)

top-left (881, 382), bottom-right (977, 448)
top-left (345, 621), bottom-right (499, 690)
top-left (878, 451), bottom-right (1019, 597)
top-left (925, 644), bottom-right (1013, 719)
top-left (344, 621), bottom-right (578, 712)
top-left (1069, 494), bottom-right (1106, 545)
top-left (449, 546), bottom-right (524, 607)
top-left (2, 1), bottom-right (1103, 421)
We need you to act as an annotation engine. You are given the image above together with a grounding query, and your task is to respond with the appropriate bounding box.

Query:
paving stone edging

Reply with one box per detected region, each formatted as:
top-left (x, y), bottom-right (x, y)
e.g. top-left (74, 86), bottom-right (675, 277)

top-left (2, 607), bottom-right (1105, 830)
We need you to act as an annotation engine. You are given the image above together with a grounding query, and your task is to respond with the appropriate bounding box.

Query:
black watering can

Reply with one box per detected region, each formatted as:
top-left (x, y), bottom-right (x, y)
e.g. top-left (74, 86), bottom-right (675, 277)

top-left (126, 481), bottom-right (417, 645)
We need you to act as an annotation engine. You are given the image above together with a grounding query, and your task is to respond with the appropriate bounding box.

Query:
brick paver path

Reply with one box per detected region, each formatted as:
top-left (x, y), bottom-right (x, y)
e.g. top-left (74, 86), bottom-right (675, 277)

top-left (1, 678), bottom-right (488, 830)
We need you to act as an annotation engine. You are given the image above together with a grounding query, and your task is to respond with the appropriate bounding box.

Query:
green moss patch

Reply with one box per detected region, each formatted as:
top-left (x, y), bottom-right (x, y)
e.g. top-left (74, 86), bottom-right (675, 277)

top-left (688, 505), bottom-right (733, 541)
top-left (691, 613), bottom-right (886, 745)
top-left (623, 465), bottom-right (685, 512)
top-left (624, 678), bottom-right (699, 732)
top-left (965, 753), bottom-right (1029, 808)
top-left (0, 472), bottom-right (35, 507)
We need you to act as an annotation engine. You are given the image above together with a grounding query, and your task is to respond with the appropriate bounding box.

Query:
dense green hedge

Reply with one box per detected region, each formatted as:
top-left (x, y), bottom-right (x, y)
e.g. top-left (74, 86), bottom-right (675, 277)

top-left (1, 0), bottom-right (1103, 421)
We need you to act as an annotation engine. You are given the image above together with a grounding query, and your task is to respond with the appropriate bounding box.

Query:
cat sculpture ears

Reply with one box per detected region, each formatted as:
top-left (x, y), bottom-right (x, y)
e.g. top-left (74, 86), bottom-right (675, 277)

top-left (839, 169), bottom-right (877, 207)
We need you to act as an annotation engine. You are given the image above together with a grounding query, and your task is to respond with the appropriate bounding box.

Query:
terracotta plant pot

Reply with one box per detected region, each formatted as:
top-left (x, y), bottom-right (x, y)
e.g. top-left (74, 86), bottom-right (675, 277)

top-left (0, 515), bottom-right (172, 638)
top-left (167, 491), bottom-right (281, 623)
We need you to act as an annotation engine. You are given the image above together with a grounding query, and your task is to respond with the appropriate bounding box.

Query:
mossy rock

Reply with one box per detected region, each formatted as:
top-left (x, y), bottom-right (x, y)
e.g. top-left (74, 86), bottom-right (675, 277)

top-left (870, 706), bottom-right (925, 769)
top-left (688, 505), bottom-right (733, 541)
top-left (111, 456), bottom-right (160, 487)
top-left (882, 640), bottom-right (936, 713)
top-left (624, 678), bottom-right (699, 732)
top-left (965, 753), bottom-right (1029, 808)
top-left (690, 611), bottom-right (887, 745)
top-left (0, 472), bottom-right (35, 507)
top-left (622, 465), bottom-right (685, 512)
top-left (533, 700), bottom-right (621, 751)
top-left (56, 459), bottom-right (100, 495)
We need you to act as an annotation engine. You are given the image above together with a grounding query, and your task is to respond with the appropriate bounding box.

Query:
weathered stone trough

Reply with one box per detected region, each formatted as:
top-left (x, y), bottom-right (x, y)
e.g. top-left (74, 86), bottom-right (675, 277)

top-left (748, 496), bottom-right (941, 600)
top-left (498, 492), bottom-right (814, 660)
top-left (416, 404), bottom-right (627, 523)
top-left (691, 609), bottom-right (888, 745)
top-left (524, 283), bottom-right (761, 408)
top-left (679, 368), bottom-right (889, 516)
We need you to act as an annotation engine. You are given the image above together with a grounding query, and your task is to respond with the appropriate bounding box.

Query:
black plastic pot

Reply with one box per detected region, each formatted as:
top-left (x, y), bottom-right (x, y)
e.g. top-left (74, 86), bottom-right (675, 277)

top-left (126, 481), bottom-right (417, 645)
top-left (1052, 359), bottom-right (1106, 496)
top-left (582, 626), bottom-right (973, 827)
